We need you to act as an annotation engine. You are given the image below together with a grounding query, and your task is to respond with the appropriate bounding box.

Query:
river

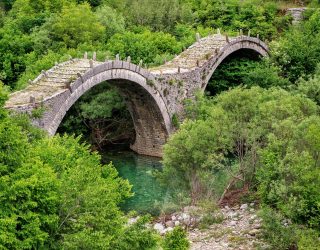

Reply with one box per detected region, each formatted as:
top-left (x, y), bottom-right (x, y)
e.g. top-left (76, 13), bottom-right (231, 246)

top-left (101, 147), bottom-right (168, 215)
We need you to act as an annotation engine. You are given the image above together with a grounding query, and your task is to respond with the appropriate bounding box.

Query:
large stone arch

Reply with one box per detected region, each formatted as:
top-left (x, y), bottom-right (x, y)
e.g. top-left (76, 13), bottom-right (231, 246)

top-left (46, 62), bottom-right (172, 157)
top-left (200, 37), bottom-right (269, 90)
top-left (6, 35), bottom-right (270, 157)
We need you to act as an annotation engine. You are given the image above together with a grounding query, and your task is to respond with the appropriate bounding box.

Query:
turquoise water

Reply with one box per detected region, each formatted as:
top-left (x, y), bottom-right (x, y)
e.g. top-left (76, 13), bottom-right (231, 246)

top-left (102, 149), bottom-right (168, 214)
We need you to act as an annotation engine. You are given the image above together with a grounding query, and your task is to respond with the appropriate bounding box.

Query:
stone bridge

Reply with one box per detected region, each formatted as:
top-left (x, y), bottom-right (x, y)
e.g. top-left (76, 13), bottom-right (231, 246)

top-left (5, 33), bottom-right (269, 157)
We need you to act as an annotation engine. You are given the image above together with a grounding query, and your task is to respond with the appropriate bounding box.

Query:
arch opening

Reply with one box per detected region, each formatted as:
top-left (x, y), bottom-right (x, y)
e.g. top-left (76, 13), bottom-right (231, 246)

top-left (57, 81), bottom-right (136, 151)
top-left (205, 48), bottom-right (264, 96)
top-left (51, 67), bottom-right (170, 158)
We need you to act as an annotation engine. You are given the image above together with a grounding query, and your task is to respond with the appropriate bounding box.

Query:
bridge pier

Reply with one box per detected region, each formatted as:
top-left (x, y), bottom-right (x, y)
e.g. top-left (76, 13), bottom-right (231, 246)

top-left (116, 81), bottom-right (168, 158)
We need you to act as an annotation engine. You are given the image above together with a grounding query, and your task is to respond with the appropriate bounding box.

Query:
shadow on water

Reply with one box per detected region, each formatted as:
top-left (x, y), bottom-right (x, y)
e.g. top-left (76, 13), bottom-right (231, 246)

top-left (101, 145), bottom-right (168, 215)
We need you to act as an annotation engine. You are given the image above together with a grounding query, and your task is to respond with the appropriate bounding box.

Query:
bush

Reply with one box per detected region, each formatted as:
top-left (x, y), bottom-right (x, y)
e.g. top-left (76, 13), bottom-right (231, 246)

top-left (162, 226), bottom-right (190, 250)
top-left (257, 116), bottom-right (320, 228)
top-left (106, 30), bottom-right (181, 65)
top-left (296, 64), bottom-right (320, 105)
top-left (259, 207), bottom-right (297, 250)
top-left (297, 228), bottom-right (320, 250)
top-left (271, 9), bottom-right (320, 82)
top-left (161, 87), bottom-right (318, 204)
top-left (110, 215), bottom-right (160, 250)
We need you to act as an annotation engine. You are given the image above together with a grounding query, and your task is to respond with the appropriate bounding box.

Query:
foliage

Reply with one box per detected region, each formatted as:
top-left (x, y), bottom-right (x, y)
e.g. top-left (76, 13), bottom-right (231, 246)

top-left (107, 30), bottom-right (181, 65)
top-left (271, 9), bottom-right (320, 82)
top-left (110, 215), bottom-right (160, 250)
top-left (257, 116), bottom-right (320, 228)
top-left (161, 87), bottom-right (318, 203)
top-left (47, 3), bottom-right (105, 49)
top-left (259, 207), bottom-right (320, 250)
top-left (58, 82), bottom-right (135, 147)
top-left (297, 228), bottom-right (320, 250)
top-left (259, 207), bottom-right (298, 250)
top-left (95, 5), bottom-right (125, 39)
top-left (0, 83), bottom-right (159, 248)
top-left (123, 0), bottom-right (193, 32)
top-left (296, 63), bottom-right (320, 105)
top-left (162, 226), bottom-right (190, 250)
top-left (189, 0), bottom-right (291, 40)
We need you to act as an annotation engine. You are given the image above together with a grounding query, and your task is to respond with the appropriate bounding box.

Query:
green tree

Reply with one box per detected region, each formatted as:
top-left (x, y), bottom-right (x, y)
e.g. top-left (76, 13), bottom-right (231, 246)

top-left (95, 5), bottom-right (126, 39)
top-left (271, 9), bottom-right (320, 82)
top-left (107, 30), bottom-right (181, 64)
top-left (48, 3), bottom-right (105, 48)
top-left (124, 0), bottom-right (193, 32)
top-left (161, 87), bottom-right (318, 204)
top-left (296, 63), bottom-right (320, 105)
top-left (257, 116), bottom-right (320, 228)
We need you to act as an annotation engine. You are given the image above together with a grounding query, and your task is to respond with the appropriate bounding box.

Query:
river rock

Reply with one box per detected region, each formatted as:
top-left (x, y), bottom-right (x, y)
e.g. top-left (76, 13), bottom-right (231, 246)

top-left (175, 221), bottom-right (180, 226)
top-left (240, 204), bottom-right (248, 210)
top-left (229, 220), bottom-right (237, 226)
top-left (228, 211), bottom-right (239, 219)
top-left (127, 216), bottom-right (139, 225)
top-left (182, 213), bottom-right (190, 220)
top-left (248, 229), bottom-right (260, 236)
top-left (165, 220), bottom-right (175, 228)
top-left (153, 223), bottom-right (165, 233)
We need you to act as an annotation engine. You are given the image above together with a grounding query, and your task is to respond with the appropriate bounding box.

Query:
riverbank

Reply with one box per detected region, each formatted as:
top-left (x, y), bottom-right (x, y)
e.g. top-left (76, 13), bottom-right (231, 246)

top-left (151, 203), bottom-right (267, 250)
top-left (188, 204), bottom-right (266, 249)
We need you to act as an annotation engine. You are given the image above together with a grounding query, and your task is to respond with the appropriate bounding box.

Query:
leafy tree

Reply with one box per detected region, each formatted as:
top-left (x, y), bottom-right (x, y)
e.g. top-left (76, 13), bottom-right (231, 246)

top-left (95, 5), bottom-right (126, 39)
top-left (257, 116), bottom-right (320, 228)
top-left (161, 87), bottom-right (318, 203)
top-left (58, 82), bottom-right (135, 148)
top-left (189, 0), bottom-right (288, 40)
top-left (124, 0), bottom-right (193, 32)
top-left (271, 9), bottom-right (320, 82)
top-left (107, 30), bottom-right (181, 64)
top-left (296, 63), bottom-right (320, 105)
top-left (47, 3), bottom-right (105, 48)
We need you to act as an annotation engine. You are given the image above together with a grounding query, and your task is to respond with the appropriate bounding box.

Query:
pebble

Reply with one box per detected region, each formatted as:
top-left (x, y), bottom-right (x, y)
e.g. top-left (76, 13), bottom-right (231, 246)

top-left (240, 204), bottom-right (248, 210)
top-left (165, 220), bottom-right (174, 228)
top-left (229, 220), bottom-right (237, 226)
top-left (153, 223), bottom-right (164, 233)
top-left (248, 229), bottom-right (260, 236)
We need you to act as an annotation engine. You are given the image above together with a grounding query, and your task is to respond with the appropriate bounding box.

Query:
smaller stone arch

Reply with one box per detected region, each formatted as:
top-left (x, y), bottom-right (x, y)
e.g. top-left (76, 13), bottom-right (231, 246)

top-left (200, 37), bottom-right (269, 90)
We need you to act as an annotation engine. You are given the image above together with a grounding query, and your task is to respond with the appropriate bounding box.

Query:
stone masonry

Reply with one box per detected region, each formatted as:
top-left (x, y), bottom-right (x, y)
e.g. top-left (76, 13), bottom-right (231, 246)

top-left (5, 33), bottom-right (269, 157)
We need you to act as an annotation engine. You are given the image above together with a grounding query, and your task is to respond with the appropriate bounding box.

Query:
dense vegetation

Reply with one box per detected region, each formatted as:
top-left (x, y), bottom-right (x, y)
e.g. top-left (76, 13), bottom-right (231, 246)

top-left (1, 0), bottom-right (320, 249)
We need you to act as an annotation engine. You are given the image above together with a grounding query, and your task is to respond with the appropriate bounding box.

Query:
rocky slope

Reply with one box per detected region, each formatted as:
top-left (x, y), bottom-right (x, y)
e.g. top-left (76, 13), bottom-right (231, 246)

top-left (152, 203), bottom-right (267, 249)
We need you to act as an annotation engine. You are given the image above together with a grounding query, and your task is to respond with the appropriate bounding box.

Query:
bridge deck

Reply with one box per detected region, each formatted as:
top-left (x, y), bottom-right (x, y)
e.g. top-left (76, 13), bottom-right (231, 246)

top-left (5, 59), bottom-right (102, 107)
top-left (150, 34), bottom-right (233, 74)
top-left (5, 34), bottom-right (266, 109)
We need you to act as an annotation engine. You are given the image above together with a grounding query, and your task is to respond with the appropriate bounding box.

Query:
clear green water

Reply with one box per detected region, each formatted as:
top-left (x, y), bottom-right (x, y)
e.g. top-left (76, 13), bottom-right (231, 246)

top-left (102, 149), bottom-right (168, 214)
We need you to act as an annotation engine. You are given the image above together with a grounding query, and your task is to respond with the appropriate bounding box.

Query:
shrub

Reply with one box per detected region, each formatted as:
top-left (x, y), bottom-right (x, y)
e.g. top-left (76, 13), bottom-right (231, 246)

top-left (162, 226), bottom-right (190, 250)
top-left (259, 207), bottom-right (297, 250)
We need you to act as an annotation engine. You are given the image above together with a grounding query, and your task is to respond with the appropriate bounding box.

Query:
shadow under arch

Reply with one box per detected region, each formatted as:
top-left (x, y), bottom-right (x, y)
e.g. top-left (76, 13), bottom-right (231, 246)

top-left (200, 37), bottom-right (269, 91)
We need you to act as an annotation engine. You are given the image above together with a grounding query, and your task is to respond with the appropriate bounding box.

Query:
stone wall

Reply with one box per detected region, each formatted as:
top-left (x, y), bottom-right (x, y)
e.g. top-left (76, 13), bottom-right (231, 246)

top-left (286, 8), bottom-right (307, 25)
